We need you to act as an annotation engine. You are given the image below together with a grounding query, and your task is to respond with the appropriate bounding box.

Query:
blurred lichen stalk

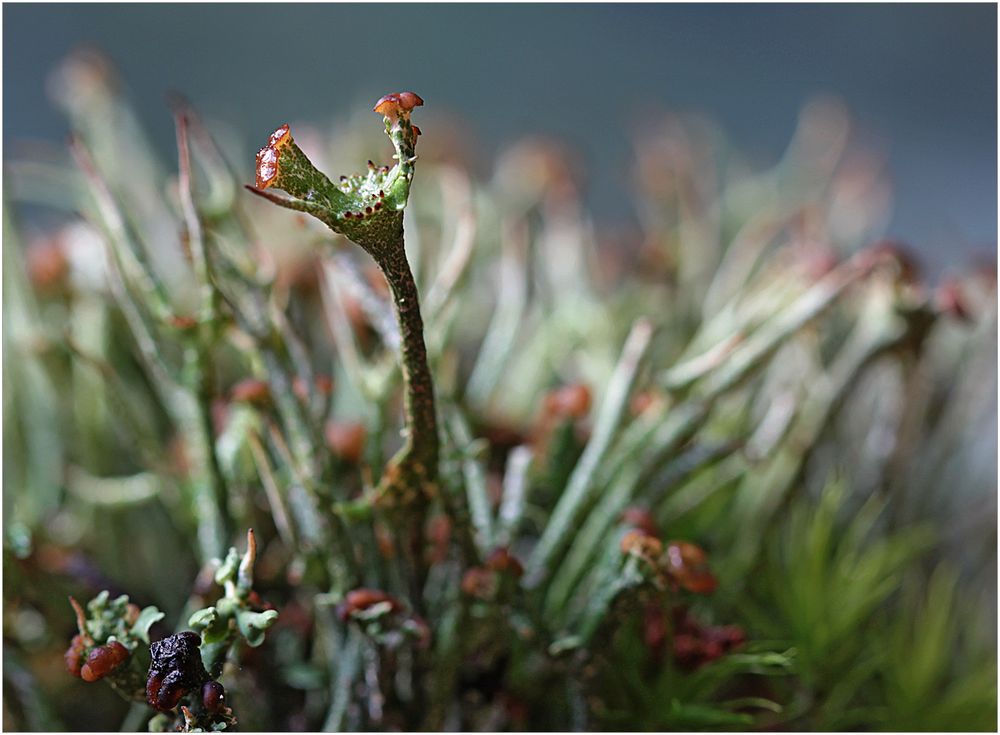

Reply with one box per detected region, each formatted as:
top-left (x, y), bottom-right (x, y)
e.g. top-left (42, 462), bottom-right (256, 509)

top-left (3, 49), bottom-right (996, 731)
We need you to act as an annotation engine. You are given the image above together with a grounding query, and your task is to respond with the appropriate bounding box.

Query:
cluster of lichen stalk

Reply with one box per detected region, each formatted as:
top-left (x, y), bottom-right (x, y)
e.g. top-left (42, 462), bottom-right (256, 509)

top-left (4, 58), bottom-right (995, 731)
top-left (54, 91), bottom-right (452, 729)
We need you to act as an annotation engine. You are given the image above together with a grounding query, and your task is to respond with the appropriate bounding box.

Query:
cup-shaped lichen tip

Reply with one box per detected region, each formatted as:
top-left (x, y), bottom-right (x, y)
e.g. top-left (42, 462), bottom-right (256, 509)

top-left (373, 91), bottom-right (424, 121)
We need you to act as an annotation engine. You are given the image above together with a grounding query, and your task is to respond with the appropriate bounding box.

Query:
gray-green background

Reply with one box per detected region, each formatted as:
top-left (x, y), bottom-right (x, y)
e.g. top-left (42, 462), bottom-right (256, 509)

top-left (4, 3), bottom-right (997, 273)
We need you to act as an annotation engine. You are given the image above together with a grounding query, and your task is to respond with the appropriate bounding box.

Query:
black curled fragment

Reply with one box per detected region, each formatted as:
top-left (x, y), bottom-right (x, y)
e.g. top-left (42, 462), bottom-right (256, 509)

top-left (146, 631), bottom-right (211, 711)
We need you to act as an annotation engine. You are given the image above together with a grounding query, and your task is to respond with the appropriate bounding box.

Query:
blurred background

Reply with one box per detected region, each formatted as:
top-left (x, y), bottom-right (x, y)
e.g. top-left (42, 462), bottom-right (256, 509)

top-left (4, 3), bottom-right (997, 275)
top-left (3, 4), bottom-right (998, 731)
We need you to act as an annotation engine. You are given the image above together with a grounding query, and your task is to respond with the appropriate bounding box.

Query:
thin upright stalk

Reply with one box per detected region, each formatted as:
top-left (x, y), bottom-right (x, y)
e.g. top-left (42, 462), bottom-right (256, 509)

top-left (371, 235), bottom-right (439, 500)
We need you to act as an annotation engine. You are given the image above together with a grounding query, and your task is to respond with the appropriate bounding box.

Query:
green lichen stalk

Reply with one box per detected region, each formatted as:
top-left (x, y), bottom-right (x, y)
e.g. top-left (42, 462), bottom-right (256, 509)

top-left (248, 93), bottom-right (438, 505)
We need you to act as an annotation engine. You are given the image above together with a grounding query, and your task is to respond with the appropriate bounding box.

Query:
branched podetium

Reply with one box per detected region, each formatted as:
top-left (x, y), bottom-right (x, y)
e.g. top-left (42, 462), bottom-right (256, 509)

top-left (247, 92), bottom-right (438, 509)
top-left (64, 592), bottom-right (164, 702)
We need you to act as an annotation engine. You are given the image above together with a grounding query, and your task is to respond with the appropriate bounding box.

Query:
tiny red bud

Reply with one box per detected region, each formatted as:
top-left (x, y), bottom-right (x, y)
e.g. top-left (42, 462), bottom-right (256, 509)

top-left (672, 634), bottom-right (703, 668)
top-left (167, 315), bottom-right (198, 331)
top-left (936, 279), bottom-right (973, 322)
top-left (201, 680), bottom-right (227, 714)
top-left (325, 421), bottom-right (367, 463)
top-left (665, 541), bottom-right (718, 595)
top-left (340, 588), bottom-right (399, 621)
top-left (27, 240), bottom-right (69, 293)
top-left (230, 378), bottom-right (270, 405)
top-left (485, 547), bottom-right (525, 577)
top-left (461, 567), bottom-right (498, 599)
top-left (703, 640), bottom-right (724, 661)
top-left (621, 507), bottom-right (659, 538)
top-left (620, 529), bottom-right (663, 559)
top-left (543, 384), bottom-right (592, 421)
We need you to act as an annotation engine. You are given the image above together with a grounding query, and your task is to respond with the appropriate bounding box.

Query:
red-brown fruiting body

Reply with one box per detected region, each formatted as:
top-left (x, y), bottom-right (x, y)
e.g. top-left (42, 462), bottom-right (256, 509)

top-left (373, 91), bottom-right (425, 120)
top-left (672, 633), bottom-right (703, 668)
top-left (168, 314), bottom-right (198, 331)
top-left (670, 606), bottom-right (745, 669)
top-left (255, 124), bottom-right (291, 189)
top-left (398, 92), bottom-right (424, 109)
top-left (325, 421), bottom-right (367, 463)
top-left (314, 374), bottom-right (335, 395)
top-left (665, 541), bottom-right (718, 595)
top-left (544, 384), bottom-right (592, 421)
top-left (245, 589), bottom-right (275, 613)
top-left (201, 680), bottom-right (227, 714)
top-left (146, 671), bottom-right (165, 708)
top-left (268, 124), bottom-right (291, 148)
top-left (630, 390), bottom-right (662, 417)
top-left (80, 641), bottom-right (129, 682)
top-left (485, 547), bottom-right (525, 577)
top-left (27, 240), bottom-right (70, 293)
top-left (620, 529), bottom-right (664, 559)
top-left (621, 507), bottom-right (660, 538)
top-left (936, 279), bottom-right (973, 322)
top-left (153, 680), bottom-right (186, 711)
top-left (339, 588), bottom-right (400, 621)
top-left (230, 378), bottom-right (271, 405)
top-left (65, 634), bottom-right (87, 677)
top-left (706, 624), bottom-right (746, 648)
top-left (460, 567), bottom-right (498, 599)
